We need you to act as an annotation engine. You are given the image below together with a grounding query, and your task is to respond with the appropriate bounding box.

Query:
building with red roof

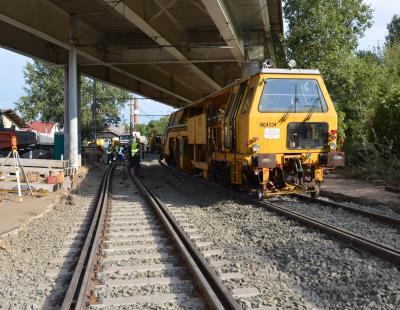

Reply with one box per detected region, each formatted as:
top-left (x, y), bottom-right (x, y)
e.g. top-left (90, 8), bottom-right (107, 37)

top-left (28, 121), bottom-right (58, 135)
top-left (28, 121), bottom-right (60, 145)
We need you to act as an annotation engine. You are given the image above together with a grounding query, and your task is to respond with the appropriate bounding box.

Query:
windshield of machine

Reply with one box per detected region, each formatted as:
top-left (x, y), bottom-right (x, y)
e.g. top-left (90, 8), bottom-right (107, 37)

top-left (259, 78), bottom-right (328, 112)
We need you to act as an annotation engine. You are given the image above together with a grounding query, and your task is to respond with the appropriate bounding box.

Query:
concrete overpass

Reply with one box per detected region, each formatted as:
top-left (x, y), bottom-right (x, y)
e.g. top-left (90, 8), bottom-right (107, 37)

top-left (0, 0), bottom-right (283, 167)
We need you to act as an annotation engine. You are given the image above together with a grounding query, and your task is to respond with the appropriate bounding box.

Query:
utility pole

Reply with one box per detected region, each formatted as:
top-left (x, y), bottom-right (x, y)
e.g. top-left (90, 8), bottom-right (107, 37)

top-left (92, 80), bottom-right (97, 142)
top-left (129, 96), bottom-right (133, 143)
top-left (134, 98), bottom-right (139, 131)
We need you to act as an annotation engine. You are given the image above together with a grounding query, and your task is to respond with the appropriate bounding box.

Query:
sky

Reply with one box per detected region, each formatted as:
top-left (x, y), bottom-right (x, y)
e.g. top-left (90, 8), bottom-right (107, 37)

top-left (358, 0), bottom-right (399, 50)
top-left (0, 48), bottom-right (174, 124)
top-left (0, 0), bottom-right (398, 122)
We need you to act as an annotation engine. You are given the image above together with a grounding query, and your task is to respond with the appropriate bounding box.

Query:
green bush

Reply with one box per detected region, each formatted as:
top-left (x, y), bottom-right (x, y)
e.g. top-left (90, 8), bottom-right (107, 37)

top-left (373, 84), bottom-right (400, 155)
top-left (344, 139), bottom-right (400, 183)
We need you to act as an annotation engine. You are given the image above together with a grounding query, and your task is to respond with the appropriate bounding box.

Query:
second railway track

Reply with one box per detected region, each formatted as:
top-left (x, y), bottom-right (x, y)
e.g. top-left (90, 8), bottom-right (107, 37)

top-left (158, 159), bottom-right (400, 266)
top-left (294, 194), bottom-right (400, 226)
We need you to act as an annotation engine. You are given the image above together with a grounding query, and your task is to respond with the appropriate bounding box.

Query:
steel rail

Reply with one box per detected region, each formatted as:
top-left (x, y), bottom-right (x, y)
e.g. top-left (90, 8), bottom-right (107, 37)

top-left (158, 160), bottom-right (400, 266)
top-left (295, 194), bottom-right (400, 226)
top-left (61, 164), bottom-right (115, 310)
top-left (257, 200), bottom-right (400, 265)
top-left (131, 170), bottom-right (241, 310)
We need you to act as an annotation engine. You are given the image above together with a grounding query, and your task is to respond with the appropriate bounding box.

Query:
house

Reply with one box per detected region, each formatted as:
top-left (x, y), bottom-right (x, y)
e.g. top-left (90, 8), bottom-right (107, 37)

top-left (29, 121), bottom-right (59, 135)
top-left (0, 110), bottom-right (36, 149)
top-left (28, 121), bottom-right (60, 145)
top-left (0, 109), bottom-right (29, 130)
top-left (98, 126), bottom-right (124, 140)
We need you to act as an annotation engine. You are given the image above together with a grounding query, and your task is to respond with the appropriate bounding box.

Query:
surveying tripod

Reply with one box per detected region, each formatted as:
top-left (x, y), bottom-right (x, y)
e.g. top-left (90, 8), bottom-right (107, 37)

top-left (0, 135), bottom-right (34, 200)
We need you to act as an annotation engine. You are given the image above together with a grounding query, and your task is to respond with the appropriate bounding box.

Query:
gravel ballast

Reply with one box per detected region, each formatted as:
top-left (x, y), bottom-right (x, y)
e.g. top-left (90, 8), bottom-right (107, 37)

top-left (140, 158), bottom-right (400, 309)
top-left (0, 166), bottom-right (105, 309)
top-left (275, 197), bottom-right (400, 250)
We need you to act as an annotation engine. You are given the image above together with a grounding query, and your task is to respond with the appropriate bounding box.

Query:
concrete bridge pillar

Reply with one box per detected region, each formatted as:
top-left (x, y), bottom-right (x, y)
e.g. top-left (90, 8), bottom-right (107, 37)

top-left (68, 14), bottom-right (79, 168)
top-left (77, 67), bottom-right (81, 166)
top-left (63, 65), bottom-right (69, 160)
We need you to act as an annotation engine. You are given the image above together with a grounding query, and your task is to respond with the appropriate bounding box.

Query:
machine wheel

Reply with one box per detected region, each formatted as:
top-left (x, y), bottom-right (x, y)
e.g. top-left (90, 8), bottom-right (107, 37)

top-left (256, 188), bottom-right (264, 200)
top-left (311, 187), bottom-right (320, 199)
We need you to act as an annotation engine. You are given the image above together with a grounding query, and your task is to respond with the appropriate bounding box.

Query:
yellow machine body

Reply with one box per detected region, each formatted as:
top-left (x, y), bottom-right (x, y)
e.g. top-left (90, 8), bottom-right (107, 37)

top-left (163, 68), bottom-right (344, 197)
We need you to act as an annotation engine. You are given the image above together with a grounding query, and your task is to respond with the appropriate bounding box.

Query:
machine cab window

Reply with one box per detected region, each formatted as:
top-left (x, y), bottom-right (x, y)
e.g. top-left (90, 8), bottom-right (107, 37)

top-left (287, 122), bottom-right (329, 149)
top-left (259, 79), bottom-right (328, 113)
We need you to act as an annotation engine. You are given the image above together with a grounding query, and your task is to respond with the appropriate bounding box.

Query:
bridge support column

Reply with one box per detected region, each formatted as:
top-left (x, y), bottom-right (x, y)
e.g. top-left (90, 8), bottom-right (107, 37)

top-left (63, 65), bottom-right (69, 160)
top-left (68, 14), bottom-right (79, 168)
top-left (77, 67), bottom-right (81, 166)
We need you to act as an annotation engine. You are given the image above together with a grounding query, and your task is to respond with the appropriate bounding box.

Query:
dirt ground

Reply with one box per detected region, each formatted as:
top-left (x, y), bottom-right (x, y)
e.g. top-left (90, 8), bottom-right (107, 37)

top-left (0, 191), bottom-right (58, 236)
top-left (0, 165), bottom-right (93, 237)
top-left (323, 172), bottom-right (400, 212)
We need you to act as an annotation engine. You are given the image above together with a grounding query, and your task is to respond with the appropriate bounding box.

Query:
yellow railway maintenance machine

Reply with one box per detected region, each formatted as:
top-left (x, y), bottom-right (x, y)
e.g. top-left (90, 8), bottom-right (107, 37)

top-left (163, 62), bottom-right (345, 199)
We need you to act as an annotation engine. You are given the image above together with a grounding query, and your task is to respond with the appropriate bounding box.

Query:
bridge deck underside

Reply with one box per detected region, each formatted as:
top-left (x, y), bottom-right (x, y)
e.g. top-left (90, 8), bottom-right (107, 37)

top-left (0, 0), bottom-right (282, 107)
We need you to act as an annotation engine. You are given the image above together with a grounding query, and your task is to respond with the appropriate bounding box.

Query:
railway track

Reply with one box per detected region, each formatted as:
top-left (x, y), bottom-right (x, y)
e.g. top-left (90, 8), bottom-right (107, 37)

top-left (61, 165), bottom-right (254, 309)
top-left (158, 160), bottom-right (400, 266)
top-left (257, 200), bottom-right (400, 265)
top-left (294, 194), bottom-right (400, 226)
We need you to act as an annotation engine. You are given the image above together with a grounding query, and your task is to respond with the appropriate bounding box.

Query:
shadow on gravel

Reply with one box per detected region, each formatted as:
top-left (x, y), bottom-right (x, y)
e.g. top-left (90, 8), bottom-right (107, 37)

top-left (43, 164), bottom-right (107, 309)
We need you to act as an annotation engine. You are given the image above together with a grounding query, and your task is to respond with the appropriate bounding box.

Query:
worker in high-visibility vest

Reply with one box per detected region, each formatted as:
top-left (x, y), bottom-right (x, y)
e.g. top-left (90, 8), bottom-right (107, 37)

top-left (130, 139), bottom-right (139, 157)
top-left (122, 138), bottom-right (141, 181)
top-left (132, 138), bottom-right (141, 173)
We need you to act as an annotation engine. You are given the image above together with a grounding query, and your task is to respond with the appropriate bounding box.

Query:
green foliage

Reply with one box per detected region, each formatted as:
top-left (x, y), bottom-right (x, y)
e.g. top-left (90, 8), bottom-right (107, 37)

top-left (346, 42), bottom-right (400, 182)
top-left (15, 60), bottom-right (129, 140)
top-left (373, 84), bottom-right (400, 154)
top-left (336, 55), bottom-right (382, 143)
top-left (370, 42), bottom-right (400, 156)
top-left (381, 42), bottom-right (400, 90)
top-left (283, 0), bottom-right (372, 68)
top-left (386, 14), bottom-right (400, 45)
top-left (344, 139), bottom-right (400, 182)
top-left (136, 116), bottom-right (169, 138)
top-left (16, 61), bottom-right (64, 123)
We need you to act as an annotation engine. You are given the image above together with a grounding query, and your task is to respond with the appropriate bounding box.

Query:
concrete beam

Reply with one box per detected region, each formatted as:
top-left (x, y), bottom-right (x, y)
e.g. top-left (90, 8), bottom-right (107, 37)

top-left (80, 65), bottom-right (188, 108)
top-left (200, 0), bottom-right (245, 61)
top-left (97, 48), bottom-right (240, 65)
top-left (147, 0), bottom-right (178, 23)
top-left (258, 0), bottom-right (275, 60)
top-left (103, 0), bottom-right (221, 91)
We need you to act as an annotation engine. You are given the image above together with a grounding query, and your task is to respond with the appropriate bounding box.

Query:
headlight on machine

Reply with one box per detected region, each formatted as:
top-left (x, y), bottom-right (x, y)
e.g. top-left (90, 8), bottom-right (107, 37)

top-left (329, 142), bottom-right (337, 151)
top-left (251, 144), bottom-right (260, 153)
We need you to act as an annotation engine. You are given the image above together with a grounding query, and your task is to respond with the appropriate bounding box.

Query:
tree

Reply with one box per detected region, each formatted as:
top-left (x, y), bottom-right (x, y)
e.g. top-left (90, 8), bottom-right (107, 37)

top-left (381, 42), bottom-right (400, 90)
top-left (372, 42), bottom-right (400, 154)
top-left (283, 0), bottom-right (372, 68)
top-left (373, 84), bottom-right (400, 153)
top-left (386, 15), bottom-right (400, 45)
top-left (15, 60), bottom-right (129, 140)
top-left (16, 61), bottom-right (64, 124)
top-left (135, 116), bottom-right (169, 138)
